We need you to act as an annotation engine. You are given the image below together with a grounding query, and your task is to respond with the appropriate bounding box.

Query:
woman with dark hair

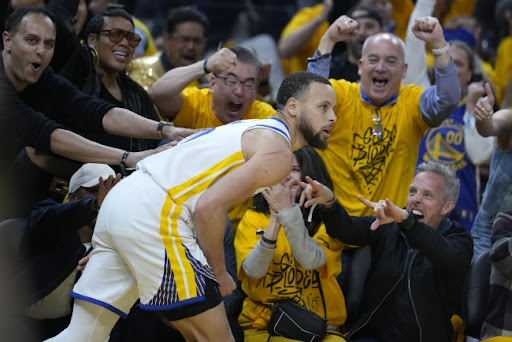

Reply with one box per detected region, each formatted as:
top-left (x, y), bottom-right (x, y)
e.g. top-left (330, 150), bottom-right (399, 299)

top-left (59, 7), bottom-right (161, 159)
top-left (235, 146), bottom-right (348, 342)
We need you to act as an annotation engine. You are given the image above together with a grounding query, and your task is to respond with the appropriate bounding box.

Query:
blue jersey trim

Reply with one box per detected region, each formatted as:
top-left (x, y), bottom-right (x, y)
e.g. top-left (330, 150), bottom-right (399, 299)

top-left (140, 294), bottom-right (206, 311)
top-left (70, 292), bottom-right (128, 319)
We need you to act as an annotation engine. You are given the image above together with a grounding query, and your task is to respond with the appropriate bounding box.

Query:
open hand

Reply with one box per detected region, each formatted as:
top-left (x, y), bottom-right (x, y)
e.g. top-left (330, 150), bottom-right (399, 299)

top-left (296, 176), bottom-right (335, 208)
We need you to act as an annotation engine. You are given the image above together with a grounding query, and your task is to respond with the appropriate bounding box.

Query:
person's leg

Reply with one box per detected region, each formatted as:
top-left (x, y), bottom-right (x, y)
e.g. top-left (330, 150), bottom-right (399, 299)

top-left (44, 300), bottom-right (121, 342)
top-left (157, 277), bottom-right (234, 342)
top-left (170, 302), bottom-right (235, 342)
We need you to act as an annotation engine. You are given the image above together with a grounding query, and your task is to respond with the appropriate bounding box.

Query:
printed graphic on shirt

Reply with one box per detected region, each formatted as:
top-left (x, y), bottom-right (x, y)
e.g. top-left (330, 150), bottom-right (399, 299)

top-left (350, 125), bottom-right (397, 195)
top-left (264, 253), bottom-right (322, 312)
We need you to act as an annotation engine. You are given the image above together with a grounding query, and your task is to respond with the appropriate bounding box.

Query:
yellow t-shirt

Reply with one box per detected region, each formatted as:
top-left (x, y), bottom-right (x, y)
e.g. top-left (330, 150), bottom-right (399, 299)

top-left (235, 210), bottom-right (346, 331)
top-left (174, 87), bottom-right (276, 128)
top-left (319, 79), bottom-right (429, 216)
top-left (280, 4), bottom-right (329, 75)
top-left (492, 36), bottom-right (512, 106)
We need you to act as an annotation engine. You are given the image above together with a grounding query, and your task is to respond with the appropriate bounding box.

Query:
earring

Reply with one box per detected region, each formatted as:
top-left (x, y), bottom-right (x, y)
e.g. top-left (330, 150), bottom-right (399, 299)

top-left (89, 45), bottom-right (99, 69)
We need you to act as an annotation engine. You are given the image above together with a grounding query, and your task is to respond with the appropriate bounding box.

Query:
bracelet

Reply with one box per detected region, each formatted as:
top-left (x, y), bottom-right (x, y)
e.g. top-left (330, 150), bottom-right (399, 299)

top-left (156, 121), bottom-right (174, 139)
top-left (431, 43), bottom-right (449, 56)
top-left (261, 235), bottom-right (277, 245)
top-left (323, 193), bottom-right (337, 208)
top-left (203, 58), bottom-right (210, 74)
top-left (307, 49), bottom-right (331, 63)
top-left (119, 150), bottom-right (130, 176)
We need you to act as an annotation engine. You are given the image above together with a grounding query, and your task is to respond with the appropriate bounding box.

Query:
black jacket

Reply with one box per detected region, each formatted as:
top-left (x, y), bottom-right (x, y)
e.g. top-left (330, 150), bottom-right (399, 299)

top-left (14, 198), bottom-right (96, 308)
top-left (321, 202), bottom-right (473, 342)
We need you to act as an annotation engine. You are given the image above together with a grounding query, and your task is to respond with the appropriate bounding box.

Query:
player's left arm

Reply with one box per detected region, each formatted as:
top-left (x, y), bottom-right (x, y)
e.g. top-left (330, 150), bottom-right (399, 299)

top-left (194, 129), bottom-right (293, 296)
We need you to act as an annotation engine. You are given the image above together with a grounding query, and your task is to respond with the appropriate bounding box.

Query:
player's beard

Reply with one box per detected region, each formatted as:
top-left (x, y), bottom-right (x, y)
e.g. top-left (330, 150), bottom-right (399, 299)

top-left (299, 112), bottom-right (327, 150)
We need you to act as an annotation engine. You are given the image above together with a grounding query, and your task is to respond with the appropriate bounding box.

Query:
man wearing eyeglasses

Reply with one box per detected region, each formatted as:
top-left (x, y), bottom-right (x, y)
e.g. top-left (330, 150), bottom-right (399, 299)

top-left (307, 15), bottom-right (460, 218)
top-left (128, 6), bottom-right (210, 91)
top-left (149, 45), bottom-right (275, 131)
top-left (149, 45), bottom-right (277, 231)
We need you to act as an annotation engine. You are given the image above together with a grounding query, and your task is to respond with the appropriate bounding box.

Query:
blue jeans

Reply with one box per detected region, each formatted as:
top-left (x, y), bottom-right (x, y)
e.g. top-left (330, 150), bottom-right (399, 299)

top-left (471, 146), bottom-right (512, 261)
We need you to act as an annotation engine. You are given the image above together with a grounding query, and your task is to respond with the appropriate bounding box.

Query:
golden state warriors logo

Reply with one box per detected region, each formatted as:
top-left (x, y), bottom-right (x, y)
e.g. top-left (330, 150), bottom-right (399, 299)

top-left (422, 121), bottom-right (466, 171)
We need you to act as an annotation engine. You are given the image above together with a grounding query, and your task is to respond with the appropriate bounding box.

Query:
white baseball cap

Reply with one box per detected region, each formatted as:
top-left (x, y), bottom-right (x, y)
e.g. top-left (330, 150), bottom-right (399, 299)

top-left (68, 163), bottom-right (116, 193)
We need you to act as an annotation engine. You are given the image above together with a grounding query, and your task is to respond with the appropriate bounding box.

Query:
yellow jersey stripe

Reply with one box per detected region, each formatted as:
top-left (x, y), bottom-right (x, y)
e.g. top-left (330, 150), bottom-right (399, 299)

top-left (158, 152), bottom-right (245, 300)
top-left (170, 151), bottom-right (245, 205)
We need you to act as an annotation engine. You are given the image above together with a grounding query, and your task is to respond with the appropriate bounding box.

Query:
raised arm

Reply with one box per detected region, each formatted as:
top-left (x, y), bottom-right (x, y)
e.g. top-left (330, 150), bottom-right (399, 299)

top-left (278, 0), bottom-right (333, 58)
top-left (403, 0), bottom-right (435, 87)
top-left (414, 16), bottom-right (460, 126)
top-left (473, 82), bottom-right (512, 150)
top-left (148, 48), bottom-right (237, 121)
top-left (307, 15), bottom-right (359, 78)
top-left (264, 181), bottom-right (326, 270)
top-left (194, 129), bottom-right (293, 296)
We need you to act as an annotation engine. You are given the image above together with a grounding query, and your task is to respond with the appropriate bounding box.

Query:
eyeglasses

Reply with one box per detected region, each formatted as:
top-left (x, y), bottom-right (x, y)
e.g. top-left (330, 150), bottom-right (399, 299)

top-left (371, 108), bottom-right (383, 142)
top-left (170, 35), bottom-right (205, 46)
top-left (215, 75), bottom-right (258, 93)
top-left (97, 29), bottom-right (141, 48)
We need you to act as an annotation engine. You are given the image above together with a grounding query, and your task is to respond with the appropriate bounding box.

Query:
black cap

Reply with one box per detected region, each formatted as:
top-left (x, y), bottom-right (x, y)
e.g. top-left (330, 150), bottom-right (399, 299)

top-left (347, 5), bottom-right (383, 28)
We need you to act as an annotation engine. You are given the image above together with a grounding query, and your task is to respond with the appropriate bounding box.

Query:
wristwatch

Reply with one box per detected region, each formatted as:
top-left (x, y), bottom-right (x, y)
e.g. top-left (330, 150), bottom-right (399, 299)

top-left (157, 121), bottom-right (174, 139)
top-left (398, 210), bottom-right (416, 231)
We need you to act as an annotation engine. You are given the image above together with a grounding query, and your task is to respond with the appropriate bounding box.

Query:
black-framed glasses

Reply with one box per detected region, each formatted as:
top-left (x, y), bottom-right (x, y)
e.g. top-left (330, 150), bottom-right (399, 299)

top-left (170, 35), bottom-right (205, 46)
top-left (371, 108), bottom-right (383, 142)
top-left (215, 75), bottom-right (258, 93)
top-left (97, 29), bottom-right (141, 48)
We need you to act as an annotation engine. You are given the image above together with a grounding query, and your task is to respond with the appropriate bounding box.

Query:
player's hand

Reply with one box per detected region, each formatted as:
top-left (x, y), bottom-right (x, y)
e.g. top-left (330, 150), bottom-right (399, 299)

top-left (216, 270), bottom-right (236, 297)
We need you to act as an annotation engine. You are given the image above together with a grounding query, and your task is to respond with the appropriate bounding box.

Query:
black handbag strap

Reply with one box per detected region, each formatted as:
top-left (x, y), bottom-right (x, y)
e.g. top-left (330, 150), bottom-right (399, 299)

top-left (316, 270), bottom-right (327, 322)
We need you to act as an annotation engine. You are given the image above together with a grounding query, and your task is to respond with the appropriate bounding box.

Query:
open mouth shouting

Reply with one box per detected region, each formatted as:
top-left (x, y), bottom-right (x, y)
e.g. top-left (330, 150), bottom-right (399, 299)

top-left (228, 102), bottom-right (242, 113)
top-left (31, 61), bottom-right (42, 72)
top-left (373, 76), bottom-right (388, 88)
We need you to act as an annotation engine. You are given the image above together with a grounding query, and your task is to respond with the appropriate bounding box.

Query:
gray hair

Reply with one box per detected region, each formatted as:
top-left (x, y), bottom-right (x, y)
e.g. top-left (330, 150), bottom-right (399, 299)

top-left (416, 161), bottom-right (460, 203)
